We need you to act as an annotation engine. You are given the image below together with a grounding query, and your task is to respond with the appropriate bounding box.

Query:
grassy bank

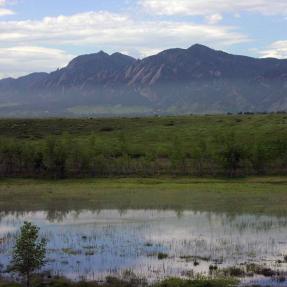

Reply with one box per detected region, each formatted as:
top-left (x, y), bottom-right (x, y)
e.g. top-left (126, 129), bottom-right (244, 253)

top-left (0, 114), bottom-right (287, 178)
top-left (0, 277), bottom-right (238, 287)
top-left (1, 177), bottom-right (287, 215)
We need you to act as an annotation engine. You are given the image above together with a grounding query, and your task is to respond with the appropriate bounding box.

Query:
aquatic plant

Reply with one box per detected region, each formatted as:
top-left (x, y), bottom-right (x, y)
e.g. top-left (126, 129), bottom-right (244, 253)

top-left (157, 253), bottom-right (168, 260)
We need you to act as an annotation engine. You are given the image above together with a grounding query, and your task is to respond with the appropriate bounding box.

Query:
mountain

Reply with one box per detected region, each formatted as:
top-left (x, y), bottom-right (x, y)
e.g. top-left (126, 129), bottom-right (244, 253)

top-left (0, 44), bottom-right (287, 117)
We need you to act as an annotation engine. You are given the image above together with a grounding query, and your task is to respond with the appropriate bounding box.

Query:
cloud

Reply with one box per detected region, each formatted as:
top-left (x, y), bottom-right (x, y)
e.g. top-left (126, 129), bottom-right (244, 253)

top-left (0, 8), bottom-right (14, 16)
top-left (205, 14), bottom-right (223, 24)
top-left (0, 46), bottom-right (75, 79)
top-left (137, 47), bottom-right (163, 58)
top-left (259, 41), bottom-right (287, 58)
top-left (0, 11), bottom-right (249, 49)
top-left (0, 11), bottom-right (250, 78)
top-left (0, 0), bottom-right (14, 16)
top-left (140, 0), bottom-right (287, 16)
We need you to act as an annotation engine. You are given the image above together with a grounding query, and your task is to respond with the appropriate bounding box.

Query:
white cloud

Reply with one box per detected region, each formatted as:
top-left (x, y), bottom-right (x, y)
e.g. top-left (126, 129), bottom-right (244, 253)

top-left (0, 11), bottom-right (249, 49)
top-left (205, 14), bottom-right (223, 24)
top-left (137, 47), bottom-right (163, 58)
top-left (0, 46), bottom-right (74, 79)
top-left (259, 41), bottom-right (287, 58)
top-left (0, 11), bottom-right (250, 78)
top-left (140, 0), bottom-right (287, 16)
top-left (0, 0), bottom-right (14, 16)
top-left (0, 8), bottom-right (14, 16)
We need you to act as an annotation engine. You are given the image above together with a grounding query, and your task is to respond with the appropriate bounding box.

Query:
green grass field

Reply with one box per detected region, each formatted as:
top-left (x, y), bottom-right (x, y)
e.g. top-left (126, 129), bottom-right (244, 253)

top-left (67, 105), bottom-right (153, 115)
top-left (1, 114), bottom-right (286, 140)
top-left (1, 177), bottom-right (287, 216)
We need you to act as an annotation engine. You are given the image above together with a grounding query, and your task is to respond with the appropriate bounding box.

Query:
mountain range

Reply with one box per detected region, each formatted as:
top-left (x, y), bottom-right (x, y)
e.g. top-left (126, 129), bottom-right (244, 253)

top-left (0, 44), bottom-right (287, 117)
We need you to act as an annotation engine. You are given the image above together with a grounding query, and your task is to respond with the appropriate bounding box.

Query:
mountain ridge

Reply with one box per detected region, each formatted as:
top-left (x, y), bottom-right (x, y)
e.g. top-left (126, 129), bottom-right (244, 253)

top-left (0, 44), bottom-right (287, 117)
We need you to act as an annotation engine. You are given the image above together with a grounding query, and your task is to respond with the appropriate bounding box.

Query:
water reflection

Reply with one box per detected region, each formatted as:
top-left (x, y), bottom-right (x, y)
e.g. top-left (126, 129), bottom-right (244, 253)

top-left (1, 209), bottom-right (287, 283)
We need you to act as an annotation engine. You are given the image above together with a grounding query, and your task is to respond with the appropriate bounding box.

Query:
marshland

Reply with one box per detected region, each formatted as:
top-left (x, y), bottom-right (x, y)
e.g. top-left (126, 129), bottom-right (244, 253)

top-left (1, 114), bottom-right (287, 287)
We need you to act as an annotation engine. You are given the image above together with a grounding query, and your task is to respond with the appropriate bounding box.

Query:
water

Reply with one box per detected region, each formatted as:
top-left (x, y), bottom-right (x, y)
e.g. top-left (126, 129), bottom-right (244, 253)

top-left (1, 209), bottom-right (287, 285)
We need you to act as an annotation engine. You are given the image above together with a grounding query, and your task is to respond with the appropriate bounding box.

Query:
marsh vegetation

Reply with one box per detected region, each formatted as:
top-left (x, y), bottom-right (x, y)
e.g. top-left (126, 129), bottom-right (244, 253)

top-left (1, 115), bottom-right (287, 286)
top-left (1, 209), bottom-right (287, 286)
top-left (1, 177), bottom-right (287, 215)
top-left (1, 178), bottom-right (287, 287)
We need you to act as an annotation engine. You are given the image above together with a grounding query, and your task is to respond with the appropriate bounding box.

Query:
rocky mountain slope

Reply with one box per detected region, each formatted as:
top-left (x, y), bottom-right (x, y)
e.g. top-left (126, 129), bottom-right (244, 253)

top-left (0, 44), bottom-right (287, 116)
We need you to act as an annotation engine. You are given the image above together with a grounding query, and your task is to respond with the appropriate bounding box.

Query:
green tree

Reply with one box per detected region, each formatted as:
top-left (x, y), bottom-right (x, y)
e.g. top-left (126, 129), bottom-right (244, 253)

top-left (192, 138), bottom-right (210, 176)
top-left (11, 222), bottom-right (47, 287)
top-left (170, 136), bottom-right (187, 174)
top-left (44, 136), bottom-right (67, 178)
top-left (214, 132), bottom-right (246, 177)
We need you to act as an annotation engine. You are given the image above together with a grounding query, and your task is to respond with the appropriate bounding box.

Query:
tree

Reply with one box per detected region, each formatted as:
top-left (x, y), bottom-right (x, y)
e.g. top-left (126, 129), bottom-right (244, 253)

top-left (11, 222), bottom-right (47, 287)
top-left (44, 136), bottom-right (68, 178)
top-left (214, 132), bottom-right (246, 177)
top-left (192, 138), bottom-right (210, 176)
top-left (170, 136), bottom-right (187, 175)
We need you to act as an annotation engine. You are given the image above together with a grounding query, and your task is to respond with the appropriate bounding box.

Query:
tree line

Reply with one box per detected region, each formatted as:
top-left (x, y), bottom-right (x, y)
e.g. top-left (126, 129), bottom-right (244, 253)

top-left (0, 131), bottom-right (286, 178)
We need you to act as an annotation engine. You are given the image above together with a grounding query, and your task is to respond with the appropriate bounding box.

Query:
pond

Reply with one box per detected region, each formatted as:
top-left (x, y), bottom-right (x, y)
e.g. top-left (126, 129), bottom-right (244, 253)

top-left (1, 209), bottom-right (287, 286)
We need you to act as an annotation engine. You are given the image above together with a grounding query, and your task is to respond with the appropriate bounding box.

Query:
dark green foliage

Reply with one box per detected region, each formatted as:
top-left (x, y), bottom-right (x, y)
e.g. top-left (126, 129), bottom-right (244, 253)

top-left (157, 253), bottom-right (168, 260)
top-left (222, 267), bottom-right (245, 277)
top-left (0, 114), bottom-right (287, 178)
top-left (11, 222), bottom-right (47, 287)
top-left (213, 132), bottom-right (247, 177)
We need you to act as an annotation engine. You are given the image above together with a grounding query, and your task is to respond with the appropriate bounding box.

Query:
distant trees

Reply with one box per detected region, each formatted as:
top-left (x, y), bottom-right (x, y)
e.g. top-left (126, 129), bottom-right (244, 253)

top-left (170, 136), bottom-right (187, 175)
top-left (214, 132), bottom-right (247, 177)
top-left (44, 135), bottom-right (68, 178)
top-left (191, 138), bottom-right (210, 176)
top-left (0, 126), bottom-right (287, 178)
top-left (11, 222), bottom-right (47, 287)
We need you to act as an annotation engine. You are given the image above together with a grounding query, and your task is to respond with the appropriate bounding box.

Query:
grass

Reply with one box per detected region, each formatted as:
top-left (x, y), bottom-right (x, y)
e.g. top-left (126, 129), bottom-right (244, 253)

top-left (0, 177), bottom-right (287, 216)
top-left (155, 278), bottom-right (237, 287)
top-left (67, 105), bottom-right (153, 116)
top-left (1, 114), bottom-right (286, 141)
top-left (0, 277), bottom-right (238, 287)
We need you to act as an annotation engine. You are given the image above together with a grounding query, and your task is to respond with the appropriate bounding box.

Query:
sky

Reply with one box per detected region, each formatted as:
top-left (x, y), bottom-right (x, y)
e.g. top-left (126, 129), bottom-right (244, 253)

top-left (0, 0), bottom-right (286, 79)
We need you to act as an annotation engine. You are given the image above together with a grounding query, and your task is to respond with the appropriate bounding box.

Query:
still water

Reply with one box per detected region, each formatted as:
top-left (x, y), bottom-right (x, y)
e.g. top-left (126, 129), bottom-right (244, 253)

top-left (1, 210), bottom-right (287, 285)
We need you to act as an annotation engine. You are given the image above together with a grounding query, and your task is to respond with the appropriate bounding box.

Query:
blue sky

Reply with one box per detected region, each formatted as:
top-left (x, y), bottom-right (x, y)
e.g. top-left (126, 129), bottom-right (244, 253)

top-left (0, 0), bottom-right (286, 78)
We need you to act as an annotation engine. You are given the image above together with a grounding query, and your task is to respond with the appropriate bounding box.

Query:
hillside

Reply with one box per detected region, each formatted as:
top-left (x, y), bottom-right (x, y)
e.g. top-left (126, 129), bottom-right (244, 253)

top-left (0, 44), bottom-right (287, 116)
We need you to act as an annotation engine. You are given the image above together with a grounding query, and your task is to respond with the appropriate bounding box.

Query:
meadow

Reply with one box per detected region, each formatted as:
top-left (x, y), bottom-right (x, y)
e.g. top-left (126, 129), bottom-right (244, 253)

top-left (1, 177), bottom-right (287, 215)
top-left (0, 114), bottom-right (287, 178)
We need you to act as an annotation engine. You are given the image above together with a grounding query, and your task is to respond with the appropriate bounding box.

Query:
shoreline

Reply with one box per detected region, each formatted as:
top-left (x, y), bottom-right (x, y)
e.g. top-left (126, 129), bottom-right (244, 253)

top-left (0, 176), bottom-right (287, 215)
